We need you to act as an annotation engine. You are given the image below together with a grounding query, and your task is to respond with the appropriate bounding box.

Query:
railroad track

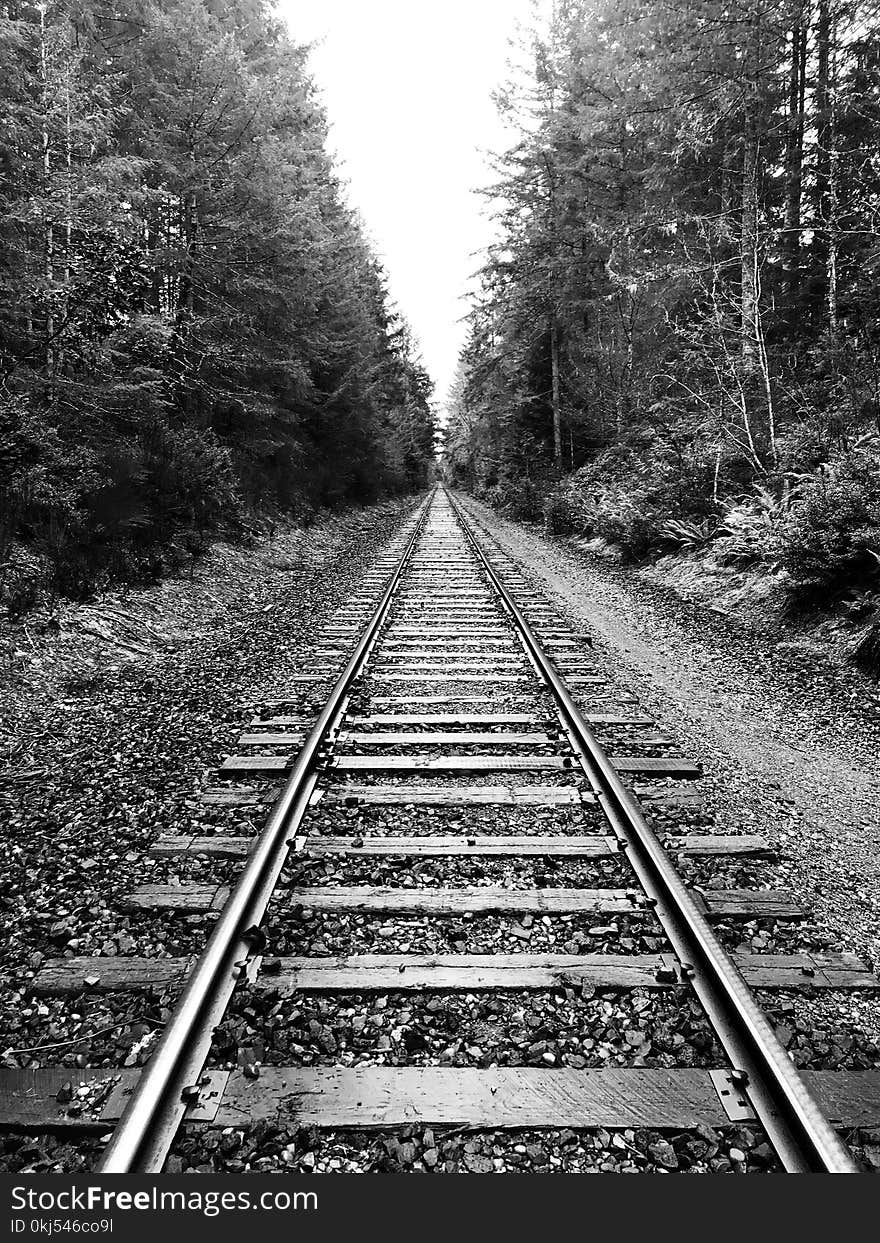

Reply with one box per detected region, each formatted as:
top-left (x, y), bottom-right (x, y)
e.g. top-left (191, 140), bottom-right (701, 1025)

top-left (4, 486), bottom-right (879, 1173)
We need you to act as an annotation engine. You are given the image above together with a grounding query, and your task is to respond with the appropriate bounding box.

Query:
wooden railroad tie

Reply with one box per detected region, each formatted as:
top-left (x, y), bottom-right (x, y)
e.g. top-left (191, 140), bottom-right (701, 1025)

top-left (149, 832), bottom-right (771, 860)
top-left (2, 1067), bottom-right (880, 1131)
top-left (218, 754), bottom-right (701, 777)
top-left (30, 950), bottom-right (877, 997)
top-left (121, 883), bottom-right (803, 920)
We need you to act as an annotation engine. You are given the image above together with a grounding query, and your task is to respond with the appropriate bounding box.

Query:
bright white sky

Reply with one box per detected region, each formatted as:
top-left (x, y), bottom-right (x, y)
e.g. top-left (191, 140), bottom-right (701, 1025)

top-left (277, 0), bottom-right (544, 408)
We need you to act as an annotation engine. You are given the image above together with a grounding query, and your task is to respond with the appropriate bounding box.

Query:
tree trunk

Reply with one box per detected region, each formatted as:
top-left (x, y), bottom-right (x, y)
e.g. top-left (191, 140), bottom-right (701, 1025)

top-left (39, 5), bottom-right (54, 386)
top-left (741, 97), bottom-right (760, 371)
top-left (826, 9), bottom-right (840, 341)
top-left (783, 5), bottom-right (806, 314)
top-left (740, 2), bottom-right (768, 466)
top-left (62, 47), bottom-right (72, 381)
top-left (814, 0), bottom-right (832, 324)
top-left (177, 189), bottom-right (197, 330)
top-left (550, 315), bottom-right (562, 466)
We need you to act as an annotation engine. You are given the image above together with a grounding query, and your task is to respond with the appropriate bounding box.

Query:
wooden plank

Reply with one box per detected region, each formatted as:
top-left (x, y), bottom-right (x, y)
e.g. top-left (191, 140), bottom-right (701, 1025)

top-left (370, 674), bottom-right (531, 683)
top-left (299, 834), bottom-right (616, 856)
top-left (611, 756), bottom-right (702, 777)
top-left (210, 1067), bottom-right (880, 1130)
top-left (347, 714), bottom-right (541, 725)
top-left (347, 713), bottom-right (651, 727)
top-left (151, 830), bottom-right (611, 860)
top-left (225, 754), bottom-right (578, 777)
top-left (369, 696), bottom-right (497, 705)
top-left (332, 755), bottom-right (568, 772)
top-left (377, 658), bottom-right (522, 668)
top-left (669, 834), bottom-right (772, 857)
top-left (219, 755), bottom-right (292, 775)
top-left (33, 958), bottom-right (192, 995)
top-left (108, 878), bottom-right (798, 923)
top-left (731, 952), bottom-right (879, 990)
top-left (377, 654), bottom-right (520, 663)
top-left (388, 628), bottom-right (509, 636)
top-left (26, 950), bottom-right (880, 1000)
top-left (390, 624), bottom-right (505, 629)
top-left (198, 788), bottom-right (275, 807)
top-left (338, 732), bottom-right (553, 746)
top-left (252, 952), bottom-right (878, 994)
top-left (239, 697), bottom-right (315, 709)
top-left (4, 1066), bottom-right (878, 1131)
top-left (122, 885), bottom-right (229, 914)
top-left (698, 890), bottom-right (803, 920)
top-left (807, 951), bottom-right (880, 986)
top-left (318, 784), bottom-right (592, 806)
top-left (375, 651), bottom-right (520, 660)
top-left (373, 664), bottom-right (527, 674)
top-left (804, 1071), bottom-right (880, 1128)
top-left (382, 634), bottom-right (509, 642)
top-left (599, 735), bottom-right (677, 748)
top-left (254, 832), bottom-right (763, 861)
top-left (239, 733), bottom-right (305, 746)
top-left (213, 1067), bottom-right (731, 1129)
top-left (257, 954), bottom-right (662, 992)
top-left (151, 835), bottom-right (253, 858)
top-left (285, 887), bottom-right (638, 915)
top-left (640, 783), bottom-right (704, 808)
top-left (0, 1069), bottom-right (139, 1128)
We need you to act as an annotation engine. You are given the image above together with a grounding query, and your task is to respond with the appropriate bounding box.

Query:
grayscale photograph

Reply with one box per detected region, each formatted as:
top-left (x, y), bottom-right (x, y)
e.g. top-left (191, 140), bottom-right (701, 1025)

top-left (1, 0), bottom-right (879, 1209)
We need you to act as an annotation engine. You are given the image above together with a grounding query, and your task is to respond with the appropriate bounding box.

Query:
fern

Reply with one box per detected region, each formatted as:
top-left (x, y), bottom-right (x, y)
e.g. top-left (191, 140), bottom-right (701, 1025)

top-left (715, 483), bottom-right (803, 567)
top-left (659, 517), bottom-right (719, 548)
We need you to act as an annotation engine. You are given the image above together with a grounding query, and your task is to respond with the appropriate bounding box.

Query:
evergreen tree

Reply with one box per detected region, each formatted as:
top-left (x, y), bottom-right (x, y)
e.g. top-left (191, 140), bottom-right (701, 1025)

top-left (0, 0), bottom-right (435, 608)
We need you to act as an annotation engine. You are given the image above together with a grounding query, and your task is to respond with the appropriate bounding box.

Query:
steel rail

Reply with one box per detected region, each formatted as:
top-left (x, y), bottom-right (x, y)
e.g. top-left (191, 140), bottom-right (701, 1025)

top-left (98, 489), bottom-right (435, 1172)
top-left (446, 486), bottom-right (857, 1174)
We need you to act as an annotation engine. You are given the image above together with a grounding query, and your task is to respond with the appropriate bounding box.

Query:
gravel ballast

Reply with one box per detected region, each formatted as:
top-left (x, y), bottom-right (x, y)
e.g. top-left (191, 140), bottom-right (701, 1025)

top-left (0, 498), bottom-right (420, 1074)
top-left (458, 494), bottom-right (880, 1020)
top-left (4, 486), bottom-right (879, 1176)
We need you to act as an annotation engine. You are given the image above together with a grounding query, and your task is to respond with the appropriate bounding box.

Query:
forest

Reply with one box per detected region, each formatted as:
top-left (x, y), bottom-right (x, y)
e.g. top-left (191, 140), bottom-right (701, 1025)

top-left (444, 0), bottom-right (880, 616)
top-left (0, 0), bottom-right (435, 612)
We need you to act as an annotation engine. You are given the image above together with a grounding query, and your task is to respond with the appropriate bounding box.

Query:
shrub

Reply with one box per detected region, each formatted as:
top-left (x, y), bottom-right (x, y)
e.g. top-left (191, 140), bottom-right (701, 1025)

top-left (590, 491), bottom-right (663, 558)
top-left (558, 481), bottom-right (663, 558)
top-left (542, 447), bottom-right (686, 559)
top-left (851, 620), bottom-right (880, 677)
top-left (659, 517), bottom-right (719, 549)
top-left (482, 476), bottom-right (543, 522)
top-left (507, 476), bottom-right (543, 522)
top-left (0, 545), bottom-right (52, 616)
top-left (716, 484), bottom-right (800, 567)
top-left (780, 452), bottom-right (880, 604)
top-left (543, 488), bottom-right (577, 537)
